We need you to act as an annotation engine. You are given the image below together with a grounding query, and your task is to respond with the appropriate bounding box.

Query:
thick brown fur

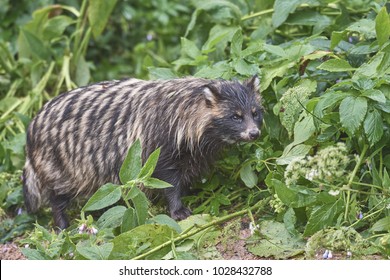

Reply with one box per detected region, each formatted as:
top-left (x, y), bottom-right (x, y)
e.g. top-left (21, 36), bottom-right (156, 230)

top-left (23, 76), bottom-right (263, 229)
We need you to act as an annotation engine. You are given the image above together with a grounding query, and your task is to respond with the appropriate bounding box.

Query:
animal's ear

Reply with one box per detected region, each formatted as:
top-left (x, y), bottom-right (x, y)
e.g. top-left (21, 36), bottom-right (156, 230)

top-left (203, 84), bottom-right (221, 106)
top-left (244, 75), bottom-right (260, 94)
top-left (244, 75), bottom-right (261, 103)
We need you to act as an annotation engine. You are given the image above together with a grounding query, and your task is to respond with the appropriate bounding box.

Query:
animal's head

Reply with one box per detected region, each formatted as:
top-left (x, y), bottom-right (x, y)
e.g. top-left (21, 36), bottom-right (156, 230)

top-left (203, 75), bottom-right (263, 144)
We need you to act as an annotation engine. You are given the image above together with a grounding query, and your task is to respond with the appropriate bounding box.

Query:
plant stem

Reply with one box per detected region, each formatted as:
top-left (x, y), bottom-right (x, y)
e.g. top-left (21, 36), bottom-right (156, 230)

top-left (131, 197), bottom-right (270, 260)
top-left (241, 9), bottom-right (274, 21)
top-left (344, 144), bottom-right (368, 221)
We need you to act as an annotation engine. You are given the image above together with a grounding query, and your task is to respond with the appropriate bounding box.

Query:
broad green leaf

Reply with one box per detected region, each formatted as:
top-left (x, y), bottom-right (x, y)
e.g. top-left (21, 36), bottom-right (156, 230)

top-left (304, 199), bottom-right (344, 236)
top-left (76, 241), bottom-right (113, 260)
top-left (375, 7), bottom-right (390, 47)
top-left (88, 0), bottom-right (118, 38)
top-left (233, 59), bottom-right (259, 76)
top-left (261, 61), bottom-right (295, 91)
top-left (276, 144), bottom-right (311, 165)
top-left (339, 96), bottom-right (367, 135)
top-left (121, 208), bottom-right (137, 232)
top-left (317, 59), bottom-right (356, 72)
top-left (330, 30), bottom-right (347, 49)
top-left (247, 220), bottom-right (305, 259)
top-left (147, 214), bottom-right (182, 233)
top-left (272, 179), bottom-right (317, 208)
top-left (371, 216), bottom-right (390, 232)
top-left (126, 186), bottom-right (149, 225)
top-left (148, 67), bottom-right (177, 80)
top-left (314, 91), bottom-right (349, 119)
top-left (240, 164), bottom-right (258, 188)
top-left (82, 183), bottom-right (121, 212)
top-left (138, 148), bottom-right (161, 179)
top-left (21, 248), bottom-right (50, 260)
top-left (142, 177), bottom-right (172, 189)
top-left (17, 29), bottom-right (49, 60)
top-left (361, 89), bottom-right (386, 103)
top-left (119, 140), bottom-right (142, 184)
top-left (272, 0), bottom-right (304, 28)
top-left (97, 206), bottom-right (127, 229)
top-left (194, 61), bottom-right (230, 79)
top-left (181, 37), bottom-right (201, 59)
top-left (364, 109), bottom-right (384, 146)
top-left (347, 18), bottom-right (376, 39)
top-left (293, 113), bottom-right (315, 144)
top-left (42, 15), bottom-right (74, 41)
top-left (110, 224), bottom-right (177, 259)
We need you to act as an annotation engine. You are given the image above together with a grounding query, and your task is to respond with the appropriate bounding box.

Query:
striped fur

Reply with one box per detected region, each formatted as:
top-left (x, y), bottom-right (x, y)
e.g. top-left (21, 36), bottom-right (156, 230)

top-left (23, 76), bottom-right (263, 229)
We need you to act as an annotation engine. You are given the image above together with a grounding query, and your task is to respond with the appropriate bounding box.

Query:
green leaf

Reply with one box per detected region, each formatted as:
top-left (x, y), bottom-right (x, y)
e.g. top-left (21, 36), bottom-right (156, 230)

top-left (76, 241), bottom-right (113, 260)
top-left (97, 206), bottom-right (127, 229)
top-left (293, 113), bottom-right (315, 144)
top-left (119, 140), bottom-right (142, 184)
top-left (239, 164), bottom-right (258, 188)
top-left (304, 199), bottom-right (344, 236)
top-left (75, 56), bottom-right (90, 86)
top-left (142, 177), bottom-right (172, 189)
top-left (127, 186), bottom-right (149, 225)
top-left (276, 144), bottom-right (311, 165)
top-left (88, 0), bottom-right (118, 38)
top-left (317, 59), bottom-right (356, 72)
top-left (361, 89), bottom-right (386, 103)
top-left (371, 216), bottom-right (390, 232)
top-left (364, 109), bottom-right (384, 146)
top-left (110, 224), bottom-right (177, 259)
top-left (233, 59), bottom-right (259, 76)
top-left (148, 67), bottom-right (177, 80)
top-left (121, 208), bottom-right (137, 232)
top-left (82, 183), bottom-right (121, 212)
top-left (330, 30), bottom-right (347, 49)
top-left (17, 28), bottom-right (49, 60)
top-left (181, 37), bottom-right (201, 59)
top-left (138, 148), bottom-right (161, 179)
top-left (147, 214), bottom-right (182, 233)
top-left (339, 96), bottom-right (367, 135)
top-left (273, 179), bottom-right (317, 208)
top-left (231, 29), bottom-right (242, 57)
top-left (21, 248), bottom-right (50, 260)
top-left (42, 15), bottom-right (74, 40)
top-left (375, 6), bottom-right (390, 48)
top-left (247, 220), bottom-right (305, 259)
top-left (272, 0), bottom-right (304, 28)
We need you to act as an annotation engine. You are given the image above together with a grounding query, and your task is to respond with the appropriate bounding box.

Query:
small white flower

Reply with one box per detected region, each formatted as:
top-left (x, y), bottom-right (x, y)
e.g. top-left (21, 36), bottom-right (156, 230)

top-left (78, 223), bottom-right (87, 234)
top-left (90, 227), bottom-right (98, 235)
top-left (328, 190), bottom-right (340, 196)
top-left (328, 251), bottom-right (333, 259)
top-left (347, 251), bottom-right (352, 258)
top-left (249, 222), bottom-right (259, 235)
top-left (322, 250), bottom-right (329, 259)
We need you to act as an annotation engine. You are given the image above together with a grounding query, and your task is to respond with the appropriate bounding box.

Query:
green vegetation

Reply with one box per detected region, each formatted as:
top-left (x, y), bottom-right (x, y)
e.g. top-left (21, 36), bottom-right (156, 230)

top-left (1, 0), bottom-right (389, 259)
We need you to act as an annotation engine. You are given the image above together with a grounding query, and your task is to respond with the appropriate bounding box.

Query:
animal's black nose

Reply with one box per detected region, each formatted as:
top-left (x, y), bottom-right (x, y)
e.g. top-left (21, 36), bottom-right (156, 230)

top-left (249, 130), bottom-right (260, 140)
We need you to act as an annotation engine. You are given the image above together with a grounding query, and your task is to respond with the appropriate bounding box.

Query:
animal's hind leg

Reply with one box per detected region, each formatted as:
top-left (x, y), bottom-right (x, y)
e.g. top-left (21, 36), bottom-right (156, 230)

top-left (49, 192), bottom-right (71, 230)
top-left (164, 183), bottom-right (192, 221)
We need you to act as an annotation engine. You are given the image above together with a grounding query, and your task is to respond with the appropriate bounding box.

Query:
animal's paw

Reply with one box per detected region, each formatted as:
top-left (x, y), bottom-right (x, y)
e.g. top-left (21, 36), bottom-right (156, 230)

top-left (171, 206), bottom-right (192, 221)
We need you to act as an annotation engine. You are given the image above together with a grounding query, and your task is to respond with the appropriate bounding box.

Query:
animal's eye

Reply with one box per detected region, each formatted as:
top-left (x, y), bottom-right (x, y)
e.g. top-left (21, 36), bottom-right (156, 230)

top-left (232, 114), bottom-right (243, 122)
top-left (253, 111), bottom-right (258, 118)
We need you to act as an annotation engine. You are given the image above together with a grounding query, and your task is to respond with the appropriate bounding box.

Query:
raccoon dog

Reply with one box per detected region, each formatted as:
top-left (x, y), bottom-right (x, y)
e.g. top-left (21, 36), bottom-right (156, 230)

top-left (23, 76), bottom-right (263, 229)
